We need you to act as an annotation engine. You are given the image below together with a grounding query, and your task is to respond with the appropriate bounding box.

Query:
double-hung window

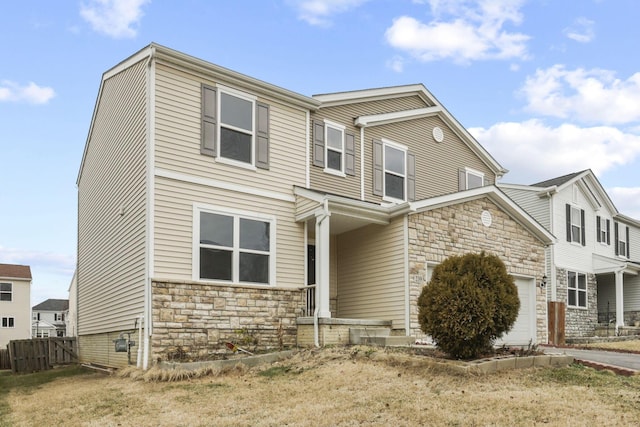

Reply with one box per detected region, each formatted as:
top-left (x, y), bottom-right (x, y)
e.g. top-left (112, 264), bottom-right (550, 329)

top-left (0, 282), bottom-right (11, 301)
top-left (383, 141), bottom-right (407, 201)
top-left (615, 222), bottom-right (630, 258)
top-left (196, 206), bottom-right (275, 285)
top-left (201, 84), bottom-right (270, 170)
top-left (566, 204), bottom-right (585, 245)
top-left (596, 216), bottom-right (610, 245)
top-left (567, 271), bottom-right (587, 308)
top-left (325, 121), bottom-right (345, 174)
top-left (1, 317), bottom-right (14, 328)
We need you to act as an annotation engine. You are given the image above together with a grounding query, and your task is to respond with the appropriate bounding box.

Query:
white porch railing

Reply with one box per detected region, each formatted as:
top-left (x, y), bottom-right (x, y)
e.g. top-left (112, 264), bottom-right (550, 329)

top-left (303, 285), bottom-right (316, 317)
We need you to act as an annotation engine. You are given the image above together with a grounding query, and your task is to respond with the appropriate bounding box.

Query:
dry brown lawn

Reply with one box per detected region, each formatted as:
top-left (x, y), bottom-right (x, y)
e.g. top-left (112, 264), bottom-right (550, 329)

top-left (4, 346), bottom-right (640, 426)
top-left (580, 339), bottom-right (640, 353)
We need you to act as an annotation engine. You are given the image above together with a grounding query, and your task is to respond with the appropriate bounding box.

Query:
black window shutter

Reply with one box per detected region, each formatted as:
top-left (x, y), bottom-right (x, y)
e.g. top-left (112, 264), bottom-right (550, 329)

top-left (566, 204), bottom-right (572, 242)
top-left (458, 168), bottom-right (466, 191)
top-left (407, 152), bottom-right (416, 202)
top-left (345, 132), bottom-right (355, 176)
top-left (596, 216), bottom-right (601, 243)
top-left (312, 120), bottom-right (325, 167)
top-left (372, 139), bottom-right (383, 196)
top-left (606, 219), bottom-right (611, 245)
top-left (626, 226), bottom-right (630, 258)
top-left (615, 223), bottom-right (619, 255)
top-left (201, 85), bottom-right (217, 157)
top-left (255, 102), bottom-right (269, 170)
top-left (581, 209), bottom-right (586, 246)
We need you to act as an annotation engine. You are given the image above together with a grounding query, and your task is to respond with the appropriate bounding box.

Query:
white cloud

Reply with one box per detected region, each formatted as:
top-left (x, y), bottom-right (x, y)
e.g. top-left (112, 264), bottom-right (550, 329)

top-left (0, 80), bottom-right (55, 104)
top-left (80, 0), bottom-right (150, 38)
top-left (609, 187), bottom-right (640, 220)
top-left (0, 247), bottom-right (75, 276)
top-left (563, 17), bottom-right (595, 43)
top-left (288, 0), bottom-right (369, 27)
top-left (385, 0), bottom-right (530, 64)
top-left (386, 56), bottom-right (405, 72)
top-left (470, 120), bottom-right (640, 184)
top-left (520, 65), bottom-right (640, 125)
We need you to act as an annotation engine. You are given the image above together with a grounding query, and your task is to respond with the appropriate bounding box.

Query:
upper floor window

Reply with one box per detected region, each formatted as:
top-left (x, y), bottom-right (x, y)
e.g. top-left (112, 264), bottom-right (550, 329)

top-left (195, 206), bottom-right (275, 285)
top-left (615, 222), bottom-right (630, 258)
top-left (1, 317), bottom-right (14, 328)
top-left (0, 282), bottom-right (11, 301)
top-left (567, 271), bottom-right (587, 308)
top-left (458, 168), bottom-right (486, 191)
top-left (325, 121), bottom-right (345, 174)
top-left (565, 204), bottom-right (585, 246)
top-left (201, 84), bottom-right (270, 170)
top-left (596, 216), bottom-right (610, 245)
top-left (54, 313), bottom-right (65, 322)
top-left (383, 141), bottom-right (407, 201)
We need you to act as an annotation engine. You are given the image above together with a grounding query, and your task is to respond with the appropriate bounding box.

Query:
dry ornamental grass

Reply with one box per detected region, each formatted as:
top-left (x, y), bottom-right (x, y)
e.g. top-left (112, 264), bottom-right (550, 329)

top-left (3, 346), bottom-right (640, 426)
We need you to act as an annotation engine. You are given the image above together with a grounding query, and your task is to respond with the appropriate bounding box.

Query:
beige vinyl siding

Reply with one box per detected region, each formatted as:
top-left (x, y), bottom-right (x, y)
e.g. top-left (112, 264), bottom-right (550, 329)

top-left (309, 95), bottom-right (428, 199)
top-left (78, 331), bottom-right (140, 369)
top-left (364, 116), bottom-right (495, 203)
top-left (77, 59), bottom-right (147, 335)
top-left (153, 176), bottom-right (305, 288)
top-left (154, 63), bottom-right (307, 195)
top-left (336, 217), bottom-right (406, 327)
top-left (295, 195), bottom-right (320, 219)
top-left (0, 278), bottom-right (31, 346)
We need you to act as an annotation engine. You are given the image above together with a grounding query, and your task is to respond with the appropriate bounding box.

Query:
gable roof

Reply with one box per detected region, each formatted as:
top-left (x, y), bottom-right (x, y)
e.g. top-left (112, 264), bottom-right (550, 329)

top-left (313, 84), bottom-right (507, 178)
top-left (0, 264), bottom-right (32, 280)
top-left (410, 186), bottom-right (556, 245)
top-left (531, 170), bottom-right (588, 188)
top-left (33, 298), bottom-right (69, 311)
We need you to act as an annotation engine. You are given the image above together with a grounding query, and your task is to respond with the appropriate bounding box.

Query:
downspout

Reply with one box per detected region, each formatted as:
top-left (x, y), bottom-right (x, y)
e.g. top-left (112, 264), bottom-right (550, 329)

top-left (143, 45), bottom-right (156, 370)
top-left (314, 198), bottom-right (330, 347)
top-left (360, 127), bottom-right (365, 201)
top-left (136, 314), bottom-right (143, 368)
top-left (306, 111), bottom-right (310, 189)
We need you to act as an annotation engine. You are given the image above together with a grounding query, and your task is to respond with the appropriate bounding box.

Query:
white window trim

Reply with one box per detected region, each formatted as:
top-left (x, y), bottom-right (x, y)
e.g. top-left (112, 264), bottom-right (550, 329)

top-left (193, 203), bottom-right (277, 286)
top-left (598, 217), bottom-right (609, 246)
top-left (617, 223), bottom-right (628, 259)
top-left (323, 120), bottom-right (345, 176)
top-left (570, 205), bottom-right (583, 246)
top-left (216, 85), bottom-right (256, 167)
top-left (465, 167), bottom-right (485, 190)
top-left (382, 138), bottom-right (408, 203)
top-left (567, 271), bottom-right (588, 309)
top-left (1, 316), bottom-right (15, 328)
top-left (0, 282), bottom-right (12, 302)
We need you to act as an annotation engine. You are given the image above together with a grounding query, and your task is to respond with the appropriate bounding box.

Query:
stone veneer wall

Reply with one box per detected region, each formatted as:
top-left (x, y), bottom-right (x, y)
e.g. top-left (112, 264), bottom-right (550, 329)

top-left (152, 281), bottom-right (304, 363)
top-left (555, 268), bottom-right (598, 337)
top-left (408, 198), bottom-right (547, 343)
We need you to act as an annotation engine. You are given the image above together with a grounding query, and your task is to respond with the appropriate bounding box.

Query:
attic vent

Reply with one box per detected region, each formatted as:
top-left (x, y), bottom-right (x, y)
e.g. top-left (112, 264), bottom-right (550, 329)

top-left (432, 126), bottom-right (444, 143)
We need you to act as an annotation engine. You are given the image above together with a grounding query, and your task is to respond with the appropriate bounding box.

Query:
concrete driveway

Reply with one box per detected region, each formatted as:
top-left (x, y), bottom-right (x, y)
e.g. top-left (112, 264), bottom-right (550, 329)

top-left (542, 346), bottom-right (640, 374)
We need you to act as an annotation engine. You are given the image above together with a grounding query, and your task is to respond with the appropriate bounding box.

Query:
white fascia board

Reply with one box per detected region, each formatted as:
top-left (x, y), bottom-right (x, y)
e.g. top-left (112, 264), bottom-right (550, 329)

top-left (497, 183), bottom-right (545, 192)
top-left (582, 172), bottom-right (619, 215)
top-left (354, 107), bottom-right (441, 128)
top-left (615, 213), bottom-right (640, 228)
top-left (313, 84), bottom-right (434, 107)
top-left (410, 186), bottom-right (556, 245)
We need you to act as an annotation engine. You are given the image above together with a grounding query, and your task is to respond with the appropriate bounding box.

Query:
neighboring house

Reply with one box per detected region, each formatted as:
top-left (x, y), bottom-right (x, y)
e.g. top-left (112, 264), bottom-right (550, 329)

top-left (0, 263), bottom-right (32, 348)
top-left (77, 43), bottom-right (553, 369)
top-left (67, 270), bottom-right (77, 337)
top-left (500, 170), bottom-right (640, 338)
top-left (32, 299), bottom-right (69, 338)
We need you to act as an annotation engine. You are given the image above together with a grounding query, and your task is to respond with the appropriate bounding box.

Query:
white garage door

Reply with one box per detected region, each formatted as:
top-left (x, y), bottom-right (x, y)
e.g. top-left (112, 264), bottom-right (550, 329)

top-left (496, 277), bottom-right (536, 346)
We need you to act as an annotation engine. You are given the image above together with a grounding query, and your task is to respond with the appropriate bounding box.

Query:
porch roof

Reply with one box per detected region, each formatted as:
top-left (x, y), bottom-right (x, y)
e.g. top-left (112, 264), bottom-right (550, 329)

top-left (593, 253), bottom-right (640, 275)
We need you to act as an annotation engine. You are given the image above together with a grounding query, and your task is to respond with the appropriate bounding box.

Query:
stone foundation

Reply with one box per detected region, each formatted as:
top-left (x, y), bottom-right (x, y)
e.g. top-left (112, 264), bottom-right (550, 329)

top-left (151, 281), bottom-right (304, 363)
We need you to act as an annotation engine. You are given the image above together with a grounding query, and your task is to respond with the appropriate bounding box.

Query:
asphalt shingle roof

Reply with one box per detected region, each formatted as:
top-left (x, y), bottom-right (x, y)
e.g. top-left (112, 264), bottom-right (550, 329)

top-left (33, 298), bottom-right (69, 311)
top-left (0, 263), bottom-right (32, 280)
top-left (531, 170), bottom-right (588, 188)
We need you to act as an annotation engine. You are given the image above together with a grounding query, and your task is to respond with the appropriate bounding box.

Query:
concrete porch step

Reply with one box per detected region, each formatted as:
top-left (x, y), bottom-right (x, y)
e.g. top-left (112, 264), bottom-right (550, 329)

top-left (366, 336), bottom-right (416, 347)
top-left (349, 328), bottom-right (390, 345)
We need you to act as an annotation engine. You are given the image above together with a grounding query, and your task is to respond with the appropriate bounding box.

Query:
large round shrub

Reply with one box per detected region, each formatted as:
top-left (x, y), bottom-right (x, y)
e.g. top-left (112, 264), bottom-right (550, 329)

top-left (417, 252), bottom-right (520, 359)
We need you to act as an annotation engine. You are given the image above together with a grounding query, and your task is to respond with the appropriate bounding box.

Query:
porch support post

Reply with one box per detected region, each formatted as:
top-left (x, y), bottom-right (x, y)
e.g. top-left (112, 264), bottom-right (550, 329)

top-left (315, 208), bottom-right (332, 319)
top-left (615, 270), bottom-right (624, 329)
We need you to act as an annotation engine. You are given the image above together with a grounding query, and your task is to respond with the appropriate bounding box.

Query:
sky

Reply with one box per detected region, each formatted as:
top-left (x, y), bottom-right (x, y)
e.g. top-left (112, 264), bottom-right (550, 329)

top-left (2, 0), bottom-right (640, 305)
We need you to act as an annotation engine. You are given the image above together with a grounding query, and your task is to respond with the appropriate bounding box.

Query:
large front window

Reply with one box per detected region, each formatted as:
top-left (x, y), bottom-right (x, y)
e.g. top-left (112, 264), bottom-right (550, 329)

top-left (0, 283), bottom-right (11, 301)
top-left (219, 90), bottom-right (255, 165)
top-left (384, 141), bottom-right (407, 201)
top-left (567, 271), bottom-right (587, 308)
top-left (197, 207), bottom-right (273, 285)
top-left (466, 168), bottom-right (484, 189)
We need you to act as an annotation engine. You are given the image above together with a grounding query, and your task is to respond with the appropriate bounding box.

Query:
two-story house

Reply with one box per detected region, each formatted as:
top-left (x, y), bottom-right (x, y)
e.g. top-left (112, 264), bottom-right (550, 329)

top-left (77, 44), bottom-right (553, 369)
top-left (0, 263), bottom-right (32, 348)
top-left (500, 170), bottom-right (640, 339)
top-left (32, 298), bottom-right (69, 338)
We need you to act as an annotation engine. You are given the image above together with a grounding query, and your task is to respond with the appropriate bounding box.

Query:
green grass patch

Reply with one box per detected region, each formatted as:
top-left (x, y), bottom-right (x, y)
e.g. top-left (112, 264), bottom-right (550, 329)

top-left (0, 366), bottom-right (94, 426)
